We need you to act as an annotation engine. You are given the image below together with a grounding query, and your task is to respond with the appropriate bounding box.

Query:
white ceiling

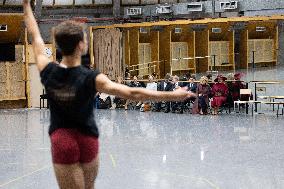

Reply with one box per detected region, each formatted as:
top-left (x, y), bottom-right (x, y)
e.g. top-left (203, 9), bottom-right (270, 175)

top-left (42, 0), bottom-right (53, 6)
top-left (75, 0), bottom-right (93, 5)
top-left (94, 0), bottom-right (112, 4)
top-left (5, 0), bottom-right (22, 5)
top-left (54, 0), bottom-right (73, 6)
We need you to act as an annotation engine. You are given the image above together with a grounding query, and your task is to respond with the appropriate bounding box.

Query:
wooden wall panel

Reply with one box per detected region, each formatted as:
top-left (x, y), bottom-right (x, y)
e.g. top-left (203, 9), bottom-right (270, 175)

top-left (93, 28), bottom-right (123, 80)
top-left (195, 30), bottom-right (209, 73)
top-left (138, 43), bottom-right (151, 76)
top-left (0, 45), bottom-right (26, 102)
top-left (247, 21), bottom-right (277, 67)
top-left (240, 30), bottom-right (248, 69)
top-left (229, 30), bottom-right (235, 71)
top-left (0, 14), bottom-right (24, 43)
top-left (150, 31), bottom-right (160, 77)
top-left (188, 30), bottom-right (195, 72)
top-left (159, 28), bottom-right (171, 77)
top-left (129, 28), bottom-right (139, 75)
top-left (124, 30), bottom-right (130, 67)
top-left (139, 32), bottom-right (151, 43)
top-left (29, 64), bottom-right (42, 108)
top-left (171, 42), bottom-right (188, 71)
top-left (9, 63), bottom-right (25, 99)
top-left (248, 21), bottom-right (276, 39)
top-left (171, 25), bottom-right (190, 42)
top-left (209, 23), bottom-right (230, 41)
top-left (248, 39), bottom-right (275, 64)
top-left (0, 64), bottom-right (7, 99)
top-left (274, 26), bottom-right (279, 62)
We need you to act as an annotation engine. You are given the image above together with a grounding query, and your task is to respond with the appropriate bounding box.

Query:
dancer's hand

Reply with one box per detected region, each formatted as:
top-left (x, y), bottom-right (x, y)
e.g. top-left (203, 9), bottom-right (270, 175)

top-left (23, 0), bottom-right (30, 5)
top-left (173, 87), bottom-right (196, 101)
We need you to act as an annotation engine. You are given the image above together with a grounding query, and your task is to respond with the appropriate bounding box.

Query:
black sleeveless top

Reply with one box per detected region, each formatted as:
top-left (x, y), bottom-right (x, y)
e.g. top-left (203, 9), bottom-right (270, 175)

top-left (40, 63), bottom-right (100, 137)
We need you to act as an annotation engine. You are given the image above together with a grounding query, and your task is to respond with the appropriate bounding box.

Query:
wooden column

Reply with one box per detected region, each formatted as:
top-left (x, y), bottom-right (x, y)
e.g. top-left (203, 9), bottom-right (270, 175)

top-left (24, 29), bottom-right (31, 108)
top-left (240, 29), bottom-right (248, 69)
top-left (229, 30), bottom-right (235, 71)
top-left (89, 27), bottom-right (95, 69)
top-left (52, 28), bottom-right (56, 62)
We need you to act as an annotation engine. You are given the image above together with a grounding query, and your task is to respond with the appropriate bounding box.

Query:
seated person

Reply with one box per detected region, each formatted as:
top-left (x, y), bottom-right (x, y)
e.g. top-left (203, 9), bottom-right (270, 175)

top-left (96, 92), bottom-right (112, 109)
top-left (187, 77), bottom-right (197, 93)
top-left (178, 77), bottom-right (198, 114)
top-left (125, 76), bottom-right (142, 110)
top-left (137, 75), bottom-right (146, 88)
top-left (140, 75), bottom-right (158, 112)
top-left (233, 73), bottom-right (248, 101)
top-left (192, 76), bottom-right (211, 115)
top-left (110, 77), bottom-right (126, 110)
top-left (170, 75), bottom-right (184, 113)
top-left (153, 73), bottom-right (172, 112)
top-left (211, 75), bottom-right (229, 115)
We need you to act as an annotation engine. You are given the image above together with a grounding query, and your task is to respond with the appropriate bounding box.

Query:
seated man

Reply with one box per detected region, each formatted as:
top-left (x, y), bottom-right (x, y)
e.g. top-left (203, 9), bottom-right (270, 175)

top-left (178, 77), bottom-right (198, 113)
top-left (153, 73), bottom-right (172, 112)
top-left (110, 77), bottom-right (126, 110)
top-left (124, 76), bottom-right (142, 110)
top-left (96, 92), bottom-right (112, 109)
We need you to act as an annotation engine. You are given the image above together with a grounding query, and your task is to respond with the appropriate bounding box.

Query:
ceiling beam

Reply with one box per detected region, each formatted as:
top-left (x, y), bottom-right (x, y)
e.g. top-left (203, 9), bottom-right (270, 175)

top-left (113, 0), bottom-right (120, 18)
top-left (35, 0), bottom-right (43, 18)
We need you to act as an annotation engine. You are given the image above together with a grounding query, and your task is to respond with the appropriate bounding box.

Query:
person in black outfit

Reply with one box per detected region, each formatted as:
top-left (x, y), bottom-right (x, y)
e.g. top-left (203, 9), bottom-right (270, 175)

top-left (178, 77), bottom-right (198, 113)
top-left (23, 1), bottom-right (196, 188)
top-left (153, 74), bottom-right (172, 112)
top-left (168, 75), bottom-right (184, 113)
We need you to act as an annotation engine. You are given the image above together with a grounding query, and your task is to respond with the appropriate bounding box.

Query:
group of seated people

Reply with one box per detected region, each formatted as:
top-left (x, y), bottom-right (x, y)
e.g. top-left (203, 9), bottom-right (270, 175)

top-left (95, 72), bottom-right (249, 115)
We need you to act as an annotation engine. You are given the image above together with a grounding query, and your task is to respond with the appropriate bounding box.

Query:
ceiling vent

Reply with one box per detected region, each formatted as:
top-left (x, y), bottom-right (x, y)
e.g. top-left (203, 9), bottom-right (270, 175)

top-left (187, 3), bottom-right (203, 12)
top-left (0, 25), bottom-right (7, 32)
top-left (156, 5), bottom-right (172, 14)
top-left (174, 28), bottom-right (182, 33)
top-left (127, 8), bottom-right (142, 16)
top-left (256, 27), bottom-right (266, 32)
top-left (220, 1), bottom-right (238, 10)
top-left (212, 28), bottom-right (222, 33)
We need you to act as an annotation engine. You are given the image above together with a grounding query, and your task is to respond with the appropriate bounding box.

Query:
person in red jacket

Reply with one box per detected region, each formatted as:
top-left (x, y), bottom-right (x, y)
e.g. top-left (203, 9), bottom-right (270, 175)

top-left (211, 75), bottom-right (229, 115)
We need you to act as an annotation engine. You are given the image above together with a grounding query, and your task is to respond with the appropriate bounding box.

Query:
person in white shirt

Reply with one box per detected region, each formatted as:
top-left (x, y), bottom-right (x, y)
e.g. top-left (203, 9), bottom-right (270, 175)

top-left (140, 75), bottom-right (158, 111)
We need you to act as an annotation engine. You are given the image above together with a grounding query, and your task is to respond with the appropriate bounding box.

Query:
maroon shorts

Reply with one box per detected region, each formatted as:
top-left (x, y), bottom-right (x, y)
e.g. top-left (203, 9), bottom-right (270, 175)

top-left (50, 128), bottom-right (99, 164)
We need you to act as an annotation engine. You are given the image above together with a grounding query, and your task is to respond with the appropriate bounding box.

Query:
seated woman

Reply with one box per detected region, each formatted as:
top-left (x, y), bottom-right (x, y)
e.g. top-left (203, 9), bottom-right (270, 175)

top-left (192, 76), bottom-right (211, 115)
top-left (140, 75), bottom-right (158, 112)
top-left (211, 75), bottom-right (229, 115)
top-left (232, 73), bottom-right (247, 101)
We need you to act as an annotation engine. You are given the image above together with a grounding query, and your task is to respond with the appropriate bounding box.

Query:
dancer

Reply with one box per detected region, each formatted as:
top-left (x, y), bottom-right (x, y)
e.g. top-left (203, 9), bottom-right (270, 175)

top-left (23, 1), bottom-right (196, 189)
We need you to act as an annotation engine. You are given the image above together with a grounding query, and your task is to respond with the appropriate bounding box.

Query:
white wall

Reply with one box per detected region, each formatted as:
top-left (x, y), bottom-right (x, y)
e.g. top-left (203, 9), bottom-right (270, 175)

top-left (29, 64), bottom-right (43, 108)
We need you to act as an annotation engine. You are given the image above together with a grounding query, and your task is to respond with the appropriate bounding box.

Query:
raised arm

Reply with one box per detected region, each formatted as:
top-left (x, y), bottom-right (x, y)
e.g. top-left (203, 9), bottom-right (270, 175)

top-left (96, 74), bottom-right (195, 102)
top-left (23, 0), bottom-right (50, 72)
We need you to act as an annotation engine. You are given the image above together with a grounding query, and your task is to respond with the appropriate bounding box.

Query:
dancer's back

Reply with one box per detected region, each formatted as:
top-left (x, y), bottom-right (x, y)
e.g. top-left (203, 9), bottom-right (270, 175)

top-left (41, 63), bottom-right (100, 136)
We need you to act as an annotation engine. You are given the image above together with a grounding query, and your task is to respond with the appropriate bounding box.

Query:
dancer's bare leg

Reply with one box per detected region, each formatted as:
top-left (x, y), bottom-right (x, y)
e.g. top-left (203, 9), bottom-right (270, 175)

top-left (53, 163), bottom-right (85, 189)
top-left (81, 155), bottom-right (100, 189)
